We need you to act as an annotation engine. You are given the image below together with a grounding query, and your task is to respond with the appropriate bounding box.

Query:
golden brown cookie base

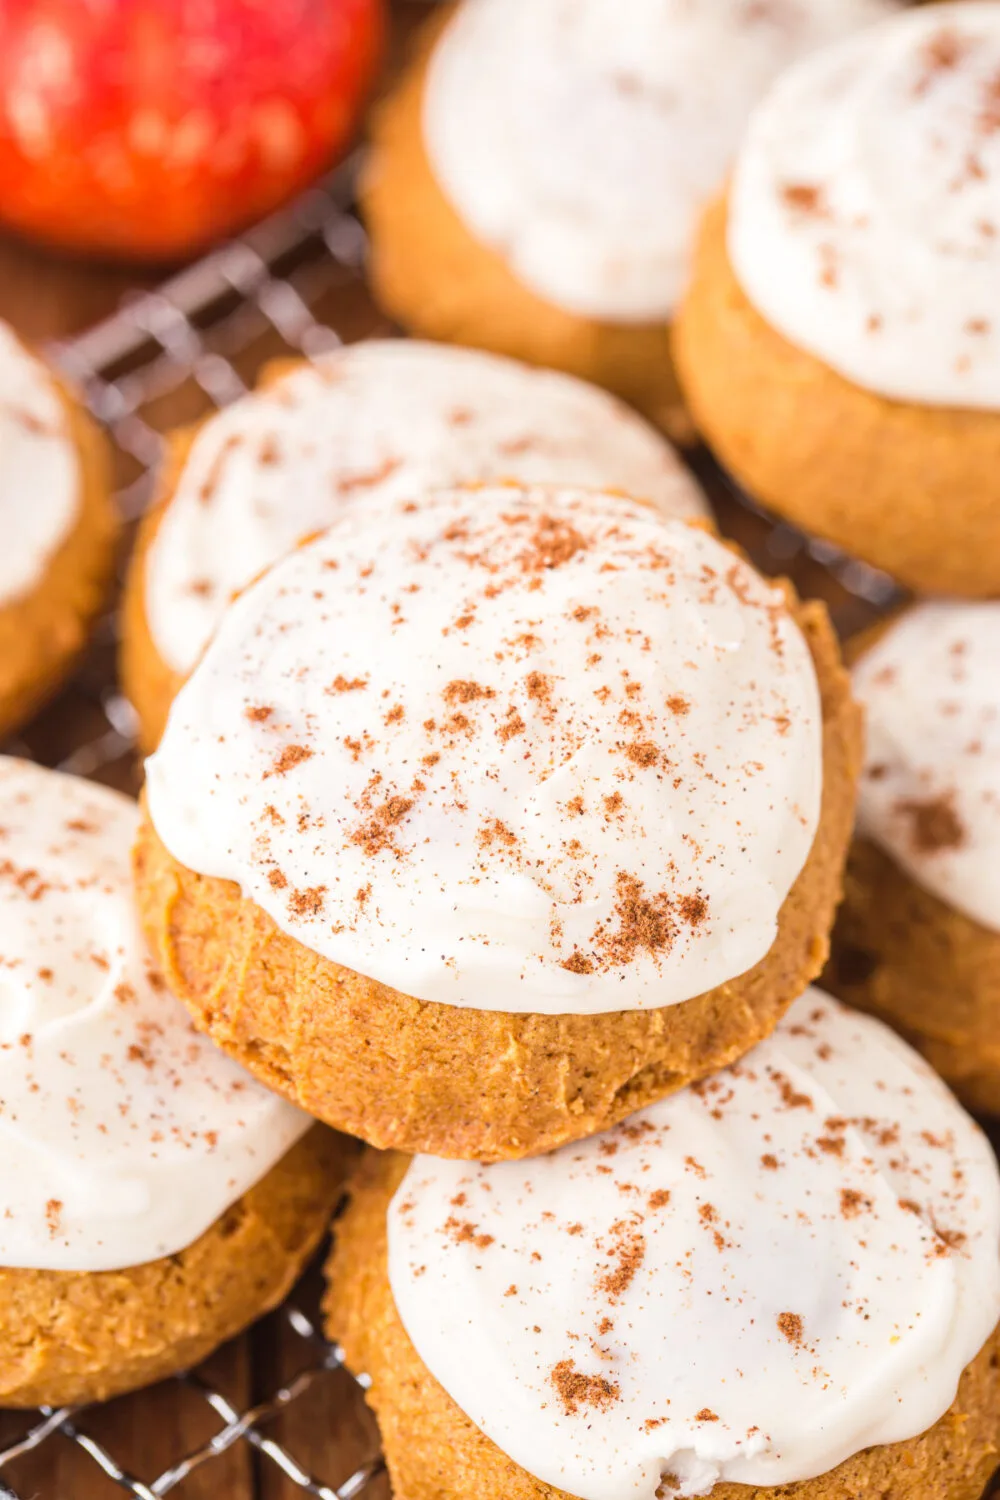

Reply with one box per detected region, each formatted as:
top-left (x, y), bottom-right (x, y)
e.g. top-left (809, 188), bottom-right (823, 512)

top-left (0, 378), bottom-right (117, 742)
top-left (325, 1150), bottom-right (1000, 1500)
top-left (132, 589), bottom-right (860, 1162)
top-left (361, 7), bottom-right (686, 438)
top-left (827, 835), bottom-right (1000, 1118)
top-left (672, 193), bottom-right (1000, 597)
top-left (0, 1126), bottom-right (352, 1407)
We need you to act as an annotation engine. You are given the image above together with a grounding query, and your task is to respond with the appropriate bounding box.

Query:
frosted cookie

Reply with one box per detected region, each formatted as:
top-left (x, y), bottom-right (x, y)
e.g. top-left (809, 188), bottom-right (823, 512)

top-left (361, 0), bottom-right (896, 433)
top-left (121, 340), bottom-right (710, 751)
top-left (135, 482), bottom-right (860, 1161)
top-left (674, 2), bottom-right (1000, 597)
top-left (828, 603), bottom-right (1000, 1117)
top-left (0, 323), bottom-right (116, 739)
top-left (0, 758), bottom-right (348, 1407)
top-left (325, 990), bottom-right (1000, 1500)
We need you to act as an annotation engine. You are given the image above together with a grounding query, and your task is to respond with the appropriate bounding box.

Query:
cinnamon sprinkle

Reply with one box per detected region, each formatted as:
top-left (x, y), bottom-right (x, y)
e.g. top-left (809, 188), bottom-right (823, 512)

top-left (550, 1360), bottom-right (620, 1416)
top-left (264, 744), bottom-right (313, 779)
top-left (777, 1312), bottom-right (804, 1346)
top-left (896, 794), bottom-right (965, 854)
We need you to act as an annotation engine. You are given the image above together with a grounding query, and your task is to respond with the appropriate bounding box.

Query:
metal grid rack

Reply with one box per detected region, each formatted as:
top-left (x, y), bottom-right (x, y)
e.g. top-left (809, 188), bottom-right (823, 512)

top-left (0, 150), bottom-right (989, 1500)
top-left (0, 161), bottom-right (392, 1500)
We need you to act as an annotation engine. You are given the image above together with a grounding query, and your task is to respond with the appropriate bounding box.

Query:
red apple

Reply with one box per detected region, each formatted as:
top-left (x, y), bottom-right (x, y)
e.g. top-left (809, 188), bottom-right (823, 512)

top-left (0, 0), bottom-right (386, 261)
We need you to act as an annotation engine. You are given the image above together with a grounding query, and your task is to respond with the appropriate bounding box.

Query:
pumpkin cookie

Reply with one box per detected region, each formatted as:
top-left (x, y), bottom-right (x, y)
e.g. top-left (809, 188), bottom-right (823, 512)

top-left (0, 323), bottom-right (116, 740)
top-left (0, 757), bottom-right (349, 1407)
top-left (122, 339), bottom-right (710, 751)
top-left (828, 603), bottom-right (1000, 1117)
top-left (361, 0), bottom-right (894, 436)
top-left (674, 3), bottom-right (1000, 597)
top-left (325, 990), bottom-right (1000, 1500)
top-left (136, 482), bottom-right (860, 1161)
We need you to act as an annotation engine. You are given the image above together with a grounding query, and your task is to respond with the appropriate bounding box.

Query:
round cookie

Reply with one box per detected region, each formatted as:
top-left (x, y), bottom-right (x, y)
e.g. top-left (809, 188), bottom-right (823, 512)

top-left (827, 603), bottom-right (1000, 1117)
top-left (121, 339), bottom-right (710, 751)
top-left (0, 323), bottom-right (116, 740)
top-left (136, 482), bottom-right (861, 1162)
top-left (0, 757), bottom-right (348, 1407)
top-left (362, 0), bottom-right (894, 436)
top-left (324, 991), bottom-right (1000, 1500)
top-left (673, 4), bottom-right (1000, 597)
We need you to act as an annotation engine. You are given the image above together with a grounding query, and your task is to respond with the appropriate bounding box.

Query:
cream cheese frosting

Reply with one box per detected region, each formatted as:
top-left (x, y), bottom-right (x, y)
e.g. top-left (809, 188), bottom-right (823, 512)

top-left (146, 483), bottom-right (822, 1016)
top-left (0, 758), bottom-right (310, 1273)
top-left (387, 989), bottom-right (1000, 1499)
top-left (422, 0), bottom-right (896, 323)
top-left (728, 2), bottom-right (1000, 408)
top-left (146, 340), bottom-right (708, 676)
top-left (853, 602), bottom-right (1000, 932)
top-left (0, 323), bottom-right (80, 605)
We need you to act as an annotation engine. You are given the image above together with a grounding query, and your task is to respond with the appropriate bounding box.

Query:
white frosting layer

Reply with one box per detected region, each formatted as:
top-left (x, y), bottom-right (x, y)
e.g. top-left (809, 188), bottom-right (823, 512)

top-left (422, 0), bottom-right (895, 322)
top-left (0, 758), bottom-right (310, 1273)
top-left (853, 602), bottom-right (1000, 931)
top-left (729, 2), bottom-right (1000, 408)
top-left (147, 340), bottom-right (708, 676)
top-left (0, 323), bottom-right (80, 604)
top-left (388, 990), bottom-right (1000, 1499)
top-left (146, 484), bottom-right (822, 1016)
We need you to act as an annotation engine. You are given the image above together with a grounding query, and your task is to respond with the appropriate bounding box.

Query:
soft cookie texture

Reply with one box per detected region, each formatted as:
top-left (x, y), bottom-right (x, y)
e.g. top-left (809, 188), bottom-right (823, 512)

top-left (329, 996), bottom-right (1000, 1500)
top-left (0, 1127), bottom-right (349, 1407)
top-left (673, 193), bottom-right (1000, 597)
top-left (133, 488), bottom-right (859, 1161)
top-left (362, 7), bottom-right (681, 431)
top-left (830, 837), bottom-right (1000, 1118)
top-left (674, 0), bottom-right (1000, 598)
top-left (0, 362), bottom-right (116, 739)
top-left (122, 342), bottom-right (709, 751)
top-left (827, 605), bottom-right (1000, 1116)
top-left (363, 0), bottom-right (895, 437)
top-left (0, 759), bottom-right (351, 1406)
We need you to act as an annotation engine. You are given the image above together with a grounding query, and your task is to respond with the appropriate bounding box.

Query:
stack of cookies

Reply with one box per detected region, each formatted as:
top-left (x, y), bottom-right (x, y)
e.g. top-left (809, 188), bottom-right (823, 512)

top-left (1, 3), bottom-right (998, 1499)
top-left (128, 456), bottom-right (1000, 1499)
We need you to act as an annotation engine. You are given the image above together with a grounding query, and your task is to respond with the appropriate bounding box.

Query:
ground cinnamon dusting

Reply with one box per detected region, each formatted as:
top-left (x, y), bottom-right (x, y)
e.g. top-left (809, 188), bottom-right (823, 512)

top-left (550, 1359), bottom-right (620, 1416)
top-left (443, 679), bottom-right (495, 705)
top-left (587, 872), bottom-right (679, 970)
top-left (497, 708), bottom-right (526, 743)
top-left (351, 794), bottom-right (414, 857)
top-left (777, 1312), bottom-right (804, 1346)
top-left (677, 893), bottom-right (708, 927)
top-left (525, 671), bottom-right (553, 703)
top-left (288, 886), bottom-right (326, 918)
top-left (595, 1219), bottom-right (646, 1301)
top-left (896, 794), bottom-right (965, 854)
top-left (520, 514), bottom-right (589, 572)
top-left (442, 1216), bottom-right (494, 1251)
top-left (478, 818), bottom-right (518, 851)
top-left (781, 182), bottom-right (827, 215)
top-left (264, 744), bottom-right (313, 779)
top-left (840, 1188), bottom-right (872, 1219)
top-left (625, 740), bottom-right (660, 768)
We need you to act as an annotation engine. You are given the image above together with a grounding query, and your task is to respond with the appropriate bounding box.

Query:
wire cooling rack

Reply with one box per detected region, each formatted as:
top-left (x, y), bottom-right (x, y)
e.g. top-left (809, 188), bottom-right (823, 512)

top-left (0, 162), bottom-right (393, 1500)
top-left (0, 130), bottom-right (992, 1500)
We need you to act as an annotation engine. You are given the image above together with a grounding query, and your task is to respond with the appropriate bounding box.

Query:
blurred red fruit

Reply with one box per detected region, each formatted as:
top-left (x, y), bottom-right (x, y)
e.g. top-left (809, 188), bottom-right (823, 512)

top-left (0, 0), bottom-right (385, 261)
